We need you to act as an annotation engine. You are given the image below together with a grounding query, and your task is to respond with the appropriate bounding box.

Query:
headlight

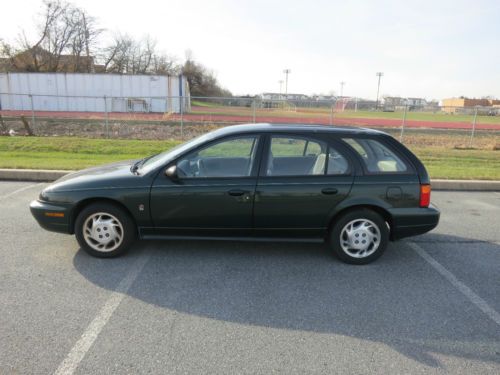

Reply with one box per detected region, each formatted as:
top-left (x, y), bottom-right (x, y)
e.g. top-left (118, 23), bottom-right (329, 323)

top-left (39, 189), bottom-right (54, 201)
top-left (39, 190), bottom-right (48, 201)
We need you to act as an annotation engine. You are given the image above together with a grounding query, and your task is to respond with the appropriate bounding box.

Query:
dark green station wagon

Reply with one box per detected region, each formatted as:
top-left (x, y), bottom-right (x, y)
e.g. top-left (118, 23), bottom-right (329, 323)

top-left (30, 124), bottom-right (439, 264)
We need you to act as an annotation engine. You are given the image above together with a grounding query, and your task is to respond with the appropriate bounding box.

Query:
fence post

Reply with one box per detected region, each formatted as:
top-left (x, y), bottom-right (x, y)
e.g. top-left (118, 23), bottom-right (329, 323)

top-left (252, 98), bottom-right (256, 123)
top-left (0, 113), bottom-right (6, 133)
top-left (29, 94), bottom-right (36, 131)
top-left (180, 96), bottom-right (184, 139)
top-left (354, 97), bottom-right (358, 112)
top-left (469, 107), bottom-right (477, 148)
top-left (400, 104), bottom-right (408, 142)
top-left (103, 95), bottom-right (109, 138)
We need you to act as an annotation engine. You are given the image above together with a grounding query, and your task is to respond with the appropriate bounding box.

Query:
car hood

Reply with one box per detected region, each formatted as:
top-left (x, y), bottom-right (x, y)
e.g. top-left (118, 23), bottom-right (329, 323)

top-left (45, 160), bottom-right (145, 192)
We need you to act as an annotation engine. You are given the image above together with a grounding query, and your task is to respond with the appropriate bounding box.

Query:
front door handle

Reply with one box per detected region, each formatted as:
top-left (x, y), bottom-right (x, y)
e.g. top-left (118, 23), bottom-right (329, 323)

top-left (228, 189), bottom-right (248, 196)
top-left (321, 187), bottom-right (338, 195)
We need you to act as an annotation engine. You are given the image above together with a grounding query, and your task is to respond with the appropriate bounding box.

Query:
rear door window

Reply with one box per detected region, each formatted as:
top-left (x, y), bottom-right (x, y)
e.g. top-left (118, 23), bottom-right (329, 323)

top-left (266, 136), bottom-right (349, 176)
top-left (342, 138), bottom-right (408, 173)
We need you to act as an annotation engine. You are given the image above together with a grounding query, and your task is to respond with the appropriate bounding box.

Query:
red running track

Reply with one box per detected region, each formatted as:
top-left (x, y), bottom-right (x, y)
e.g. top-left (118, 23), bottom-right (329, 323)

top-left (1, 110), bottom-right (499, 130)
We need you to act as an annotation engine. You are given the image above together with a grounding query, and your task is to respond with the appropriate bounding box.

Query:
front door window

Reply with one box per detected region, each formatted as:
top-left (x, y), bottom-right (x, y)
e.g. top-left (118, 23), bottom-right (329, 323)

top-left (176, 136), bottom-right (259, 178)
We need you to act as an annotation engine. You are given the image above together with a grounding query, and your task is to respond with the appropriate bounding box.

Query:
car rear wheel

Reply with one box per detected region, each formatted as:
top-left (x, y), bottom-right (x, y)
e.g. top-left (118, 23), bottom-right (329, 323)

top-left (329, 209), bottom-right (388, 264)
top-left (75, 202), bottom-right (136, 258)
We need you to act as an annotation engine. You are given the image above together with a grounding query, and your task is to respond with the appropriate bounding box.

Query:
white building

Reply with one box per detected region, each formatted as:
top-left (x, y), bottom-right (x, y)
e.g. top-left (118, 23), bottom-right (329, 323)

top-left (0, 72), bottom-right (190, 113)
top-left (260, 92), bottom-right (310, 101)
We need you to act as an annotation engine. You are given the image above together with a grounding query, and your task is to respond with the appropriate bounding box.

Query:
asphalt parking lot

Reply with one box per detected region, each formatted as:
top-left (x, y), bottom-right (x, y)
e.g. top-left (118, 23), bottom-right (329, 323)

top-left (0, 181), bottom-right (499, 374)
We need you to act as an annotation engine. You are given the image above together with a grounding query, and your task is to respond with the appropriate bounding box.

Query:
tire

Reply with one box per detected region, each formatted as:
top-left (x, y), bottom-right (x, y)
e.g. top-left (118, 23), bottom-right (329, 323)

top-left (329, 208), bottom-right (389, 265)
top-left (74, 202), bottom-right (136, 258)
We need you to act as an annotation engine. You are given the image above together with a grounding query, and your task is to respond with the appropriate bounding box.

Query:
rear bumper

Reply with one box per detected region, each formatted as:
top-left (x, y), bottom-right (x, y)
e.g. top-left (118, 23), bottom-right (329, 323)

top-left (29, 200), bottom-right (73, 234)
top-left (389, 203), bottom-right (440, 240)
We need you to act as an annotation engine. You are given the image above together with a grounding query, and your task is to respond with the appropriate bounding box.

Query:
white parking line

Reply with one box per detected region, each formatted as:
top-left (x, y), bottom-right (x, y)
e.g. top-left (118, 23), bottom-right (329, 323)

top-left (409, 242), bottom-right (500, 327)
top-left (0, 182), bottom-right (44, 200)
top-left (53, 254), bottom-right (151, 375)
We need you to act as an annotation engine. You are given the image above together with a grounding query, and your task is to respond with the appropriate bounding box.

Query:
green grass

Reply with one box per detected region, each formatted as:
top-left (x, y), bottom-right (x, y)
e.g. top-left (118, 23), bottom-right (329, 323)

top-left (412, 147), bottom-right (500, 180)
top-left (191, 100), bottom-right (225, 108)
top-left (335, 110), bottom-right (500, 125)
top-left (0, 137), bottom-right (180, 170)
top-left (0, 136), bottom-right (498, 180)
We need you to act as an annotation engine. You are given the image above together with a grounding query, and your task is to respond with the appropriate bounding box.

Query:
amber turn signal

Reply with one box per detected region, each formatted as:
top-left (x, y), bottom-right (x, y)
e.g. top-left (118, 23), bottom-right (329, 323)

top-left (44, 212), bottom-right (65, 218)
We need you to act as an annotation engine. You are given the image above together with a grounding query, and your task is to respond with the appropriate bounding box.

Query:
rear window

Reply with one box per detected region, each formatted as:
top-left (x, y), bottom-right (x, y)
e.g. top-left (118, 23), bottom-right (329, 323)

top-left (343, 138), bottom-right (408, 173)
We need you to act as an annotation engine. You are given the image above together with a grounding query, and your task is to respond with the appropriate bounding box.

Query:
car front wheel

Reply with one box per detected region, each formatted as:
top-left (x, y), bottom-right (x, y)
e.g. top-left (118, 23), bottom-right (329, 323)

top-left (75, 202), bottom-right (136, 258)
top-left (330, 209), bottom-right (389, 264)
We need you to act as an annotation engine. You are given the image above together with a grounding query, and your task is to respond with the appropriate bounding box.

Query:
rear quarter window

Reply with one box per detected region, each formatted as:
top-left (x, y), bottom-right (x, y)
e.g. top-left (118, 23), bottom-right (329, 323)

top-left (342, 138), bottom-right (409, 173)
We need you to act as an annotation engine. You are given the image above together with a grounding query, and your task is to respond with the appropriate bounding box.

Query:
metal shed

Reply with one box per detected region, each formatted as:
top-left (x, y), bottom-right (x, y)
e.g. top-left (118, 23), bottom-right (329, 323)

top-left (0, 73), bottom-right (190, 113)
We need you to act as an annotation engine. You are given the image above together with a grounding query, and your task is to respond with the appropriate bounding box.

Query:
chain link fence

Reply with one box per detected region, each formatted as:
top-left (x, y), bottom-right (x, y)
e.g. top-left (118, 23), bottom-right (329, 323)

top-left (0, 93), bottom-right (499, 150)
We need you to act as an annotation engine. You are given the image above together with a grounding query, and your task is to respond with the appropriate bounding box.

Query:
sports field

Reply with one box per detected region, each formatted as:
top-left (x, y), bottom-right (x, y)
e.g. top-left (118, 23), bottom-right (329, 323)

top-left (1, 104), bottom-right (500, 131)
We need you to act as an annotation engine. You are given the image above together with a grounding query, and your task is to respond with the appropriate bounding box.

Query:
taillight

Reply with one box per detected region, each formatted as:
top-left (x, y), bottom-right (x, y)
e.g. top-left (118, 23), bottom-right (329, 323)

top-left (420, 184), bottom-right (431, 207)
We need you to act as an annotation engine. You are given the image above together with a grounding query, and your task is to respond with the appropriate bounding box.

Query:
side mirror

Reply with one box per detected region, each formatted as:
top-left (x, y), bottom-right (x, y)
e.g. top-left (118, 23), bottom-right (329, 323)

top-left (165, 165), bottom-right (178, 180)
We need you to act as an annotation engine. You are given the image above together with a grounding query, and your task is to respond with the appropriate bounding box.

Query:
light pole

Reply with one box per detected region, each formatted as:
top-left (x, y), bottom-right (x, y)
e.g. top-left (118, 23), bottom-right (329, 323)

top-left (340, 81), bottom-right (345, 98)
top-left (376, 72), bottom-right (384, 109)
top-left (283, 69), bottom-right (291, 98)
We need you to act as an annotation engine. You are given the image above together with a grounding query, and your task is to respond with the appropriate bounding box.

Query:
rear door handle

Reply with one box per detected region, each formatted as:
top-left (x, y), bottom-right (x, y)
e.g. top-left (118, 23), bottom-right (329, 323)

top-left (321, 187), bottom-right (338, 195)
top-left (228, 189), bottom-right (248, 196)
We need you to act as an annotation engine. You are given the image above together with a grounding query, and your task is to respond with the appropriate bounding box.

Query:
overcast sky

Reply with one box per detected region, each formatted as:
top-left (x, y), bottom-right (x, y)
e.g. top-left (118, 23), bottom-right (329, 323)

top-left (1, 0), bottom-right (499, 99)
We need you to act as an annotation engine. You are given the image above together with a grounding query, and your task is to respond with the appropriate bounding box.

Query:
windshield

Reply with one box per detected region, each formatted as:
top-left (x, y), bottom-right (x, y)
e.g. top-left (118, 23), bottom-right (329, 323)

top-left (137, 132), bottom-right (216, 175)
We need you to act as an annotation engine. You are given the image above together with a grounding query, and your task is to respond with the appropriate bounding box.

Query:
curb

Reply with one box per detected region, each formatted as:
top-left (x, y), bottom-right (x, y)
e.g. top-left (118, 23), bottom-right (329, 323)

top-left (430, 179), bottom-right (500, 191)
top-left (0, 168), bottom-right (499, 191)
top-left (0, 169), bottom-right (72, 182)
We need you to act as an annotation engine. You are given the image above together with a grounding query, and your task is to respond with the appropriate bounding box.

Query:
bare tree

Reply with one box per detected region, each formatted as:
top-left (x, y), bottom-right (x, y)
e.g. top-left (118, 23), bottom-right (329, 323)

top-left (1, 1), bottom-right (229, 97)
top-left (101, 34), bottom-right (178, 75)
top-left (182, 57), bottom-right (231, 97)
top-left (21, 0), bottom-right (65, 71)
top-left (101, 34), bottom-right (133, 73)
top-left (68, 9), bottom-right (102, 72)
top-left (6, 1), bottom-right (102, 72)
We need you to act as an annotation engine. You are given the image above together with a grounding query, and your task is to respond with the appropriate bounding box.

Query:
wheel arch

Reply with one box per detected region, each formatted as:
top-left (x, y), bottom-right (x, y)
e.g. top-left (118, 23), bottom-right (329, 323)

top-left (70, 197), bottom-right (136, 234)
top-left (327, 203), bottom-right (394, 239)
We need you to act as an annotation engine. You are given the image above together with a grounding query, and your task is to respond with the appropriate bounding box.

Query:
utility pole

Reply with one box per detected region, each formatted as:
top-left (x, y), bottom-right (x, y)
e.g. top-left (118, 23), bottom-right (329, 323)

top-left (376, 72), bottom-right (384, 109)
top-left (340, 81), bottom-right (345, 98)
top-left (283, 69), bottom-right (291, 98)
top-left (278, 80), bottom-right (283, 99)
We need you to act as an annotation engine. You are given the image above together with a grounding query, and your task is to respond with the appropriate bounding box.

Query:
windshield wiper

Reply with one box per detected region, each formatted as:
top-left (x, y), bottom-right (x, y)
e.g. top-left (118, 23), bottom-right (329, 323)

top-left (130, 154), bottom-right (157, 175)
top-left (130, 158), bottom-right (146, 174)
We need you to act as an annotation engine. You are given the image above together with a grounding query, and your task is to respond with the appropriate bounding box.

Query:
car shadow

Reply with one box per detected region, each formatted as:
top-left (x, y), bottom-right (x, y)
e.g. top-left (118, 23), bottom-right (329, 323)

top-left (72, 234), bottom-right (500, 368)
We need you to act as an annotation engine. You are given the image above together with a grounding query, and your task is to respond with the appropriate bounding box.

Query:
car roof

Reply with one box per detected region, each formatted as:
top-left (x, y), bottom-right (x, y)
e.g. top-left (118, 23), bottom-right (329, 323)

top-left (212, 123), bottom-right (387, 137)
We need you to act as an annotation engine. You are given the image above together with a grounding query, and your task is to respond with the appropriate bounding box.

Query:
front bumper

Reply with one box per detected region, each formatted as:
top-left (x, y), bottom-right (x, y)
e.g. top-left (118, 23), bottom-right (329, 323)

top-left (389, 203), bottom-right (440, 240)
top-left (29, 200), bottom-right (73, 234)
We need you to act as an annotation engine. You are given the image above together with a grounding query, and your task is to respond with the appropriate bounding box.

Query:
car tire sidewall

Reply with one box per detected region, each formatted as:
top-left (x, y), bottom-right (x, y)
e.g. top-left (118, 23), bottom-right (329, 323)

top-left (75, 202), bottom-right (136, 258)
top-left (330, 209), bottom-right (389, 265)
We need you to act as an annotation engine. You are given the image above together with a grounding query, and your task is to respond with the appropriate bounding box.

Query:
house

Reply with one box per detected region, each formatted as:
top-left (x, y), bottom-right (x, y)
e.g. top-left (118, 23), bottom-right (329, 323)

top-left (312, 95), bottom-right (336, 101)
top-left (406, 97), bottom-right (427, 107)
top-left (383, 97), bottom-right (427, 111)
top-left (383, 97), bottom-right (405, 107)
top-left (0, 47), bottom-right (97, 73)
top-left (260, 92), bottom-right (310, 101)
top-left (441, 97), bottom-right (499, 114)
